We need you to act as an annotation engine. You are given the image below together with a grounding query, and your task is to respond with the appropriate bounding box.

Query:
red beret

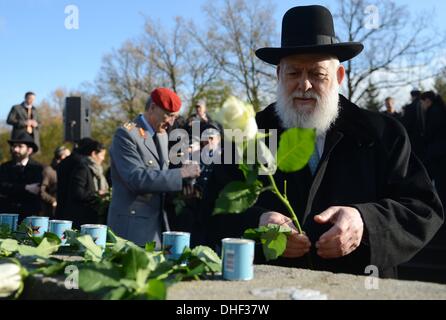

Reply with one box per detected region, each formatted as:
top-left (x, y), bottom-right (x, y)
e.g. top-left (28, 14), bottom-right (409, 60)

top-left (150, 88), bottom-right (182, 113)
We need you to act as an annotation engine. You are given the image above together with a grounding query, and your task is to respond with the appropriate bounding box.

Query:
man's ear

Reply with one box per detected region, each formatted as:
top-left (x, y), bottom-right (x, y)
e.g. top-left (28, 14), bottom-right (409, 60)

top-left (337, 64), bottom-right (345, 85)
top-left (27, 148), bottom-right (33, 157)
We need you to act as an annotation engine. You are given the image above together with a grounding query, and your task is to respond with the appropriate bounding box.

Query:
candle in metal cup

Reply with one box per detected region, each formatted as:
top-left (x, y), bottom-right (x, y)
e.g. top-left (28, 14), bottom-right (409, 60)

top-left (0, 214), bottom-right (19, 232)
top-left (162, 231), bottom-right (190, 260)
top-left (49, 220), bottom-right (73, 245)
top-left (221, 238), bottom-right (255, 281)
top-left (80, 224), bottom-right (107, 248)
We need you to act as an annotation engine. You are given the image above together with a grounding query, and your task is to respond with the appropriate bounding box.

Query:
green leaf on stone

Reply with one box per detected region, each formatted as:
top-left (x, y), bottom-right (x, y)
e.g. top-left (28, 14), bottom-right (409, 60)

top-left (213, 180), bottom-right (263, 215)
top-left (79, 262), bottom-right (122, 293)
top-left (0, 239), bottom-right (19, 256)
top-left (17, 238), bottom-right (60, 258)
top-left (146, 279), bottom-right (166, 300)
top-left (277, 128), bottom-right (316, 173)
top-left (121, 246), bottom-right (149, 280)
top-left (190, 246), bottom-right (222, 274)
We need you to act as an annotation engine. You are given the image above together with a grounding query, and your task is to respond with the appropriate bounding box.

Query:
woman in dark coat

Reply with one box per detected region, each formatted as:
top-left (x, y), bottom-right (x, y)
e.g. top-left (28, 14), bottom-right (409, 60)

top-left (65, 140), bottom-right (109, 228)
top-left (40, 146), bottom-right (71, 217)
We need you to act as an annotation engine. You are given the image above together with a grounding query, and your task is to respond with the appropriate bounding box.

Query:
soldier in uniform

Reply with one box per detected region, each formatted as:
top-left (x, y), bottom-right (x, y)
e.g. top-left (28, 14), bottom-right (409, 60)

top-left (107, 88), bottom-right (201, 247)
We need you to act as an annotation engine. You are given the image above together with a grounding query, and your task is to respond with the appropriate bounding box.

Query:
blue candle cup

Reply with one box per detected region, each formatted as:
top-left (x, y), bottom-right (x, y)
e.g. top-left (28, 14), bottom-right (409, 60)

top-left (162, 231), bottom-right (190, 261)
top-left (0, 213), bottom-right (19, 232)
top-left (26, 216), bottom-right (49, 238)
top-left (221, 238), bottom-right (255, 281)
top-left (49, 220), bottom-right (73, 245)
top-left (80, 224), bottom-right (107, 248)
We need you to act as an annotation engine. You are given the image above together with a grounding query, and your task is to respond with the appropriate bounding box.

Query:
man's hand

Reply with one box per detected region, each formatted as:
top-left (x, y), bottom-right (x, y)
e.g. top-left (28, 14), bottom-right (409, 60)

top-left (259, 211), bottom-right (311, 258)
top-left (180, 163), bottom-right (201, 179)
top-left (25, 183), bottom-right (40, 195)
top-left (314, 206), bottom-right (364, 259)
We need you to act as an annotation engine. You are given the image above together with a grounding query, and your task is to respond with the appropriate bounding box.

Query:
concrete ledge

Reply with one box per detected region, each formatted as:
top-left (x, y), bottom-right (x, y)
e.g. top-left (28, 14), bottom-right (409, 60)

top-left (18, 263), bottom-right (446, 300)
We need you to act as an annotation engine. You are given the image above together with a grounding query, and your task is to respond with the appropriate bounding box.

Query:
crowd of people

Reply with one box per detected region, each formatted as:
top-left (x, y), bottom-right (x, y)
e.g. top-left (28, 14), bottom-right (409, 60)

top-left (0, 91), bottom-right (223, 231)
top-left (0, 91), bottom-right (113, 229)
top-left (1, 5), bottom-right (445, 281)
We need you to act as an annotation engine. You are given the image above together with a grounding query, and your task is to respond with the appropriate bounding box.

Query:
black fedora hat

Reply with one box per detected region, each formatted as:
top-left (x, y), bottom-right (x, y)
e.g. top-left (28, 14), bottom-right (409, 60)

top-left (8, 132), bottom-right (39, 153)
top-left (256, 5), bottom-right (364, 65)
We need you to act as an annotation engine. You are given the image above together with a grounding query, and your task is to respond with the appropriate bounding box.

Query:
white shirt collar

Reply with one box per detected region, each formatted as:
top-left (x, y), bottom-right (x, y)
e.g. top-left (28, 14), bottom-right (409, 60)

top-left (17, 158), bottom-right (29, 166)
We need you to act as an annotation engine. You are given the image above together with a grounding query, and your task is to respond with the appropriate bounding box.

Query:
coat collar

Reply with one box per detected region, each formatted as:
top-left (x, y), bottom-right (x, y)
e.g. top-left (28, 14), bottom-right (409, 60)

top-left (133, 116), bottom-right (161, 163)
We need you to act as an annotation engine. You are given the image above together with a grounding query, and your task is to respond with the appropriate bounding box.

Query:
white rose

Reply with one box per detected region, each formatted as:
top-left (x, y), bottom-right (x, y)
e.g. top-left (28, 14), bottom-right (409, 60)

top-left (0, 263), bottom-right (22, 298)
top-left (215, 96), bottom-right (258, 140)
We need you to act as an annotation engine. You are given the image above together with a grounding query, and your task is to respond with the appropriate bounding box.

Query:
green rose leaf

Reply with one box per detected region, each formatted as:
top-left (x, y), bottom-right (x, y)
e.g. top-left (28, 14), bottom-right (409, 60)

top-left (190, 246), bottom-right (222, 274)
top-left (213, 180), bottom-right (263, 215)
top-left (145, 241), bottom-right (156, 253)
top-left (146, 279), bottom-right (167, 300)
top-left (121, 246), bottom-right (149, 280)
top-left (244, 224), bottom-right (292, 261)
top-left (277, 128), bottom-right (316, 173)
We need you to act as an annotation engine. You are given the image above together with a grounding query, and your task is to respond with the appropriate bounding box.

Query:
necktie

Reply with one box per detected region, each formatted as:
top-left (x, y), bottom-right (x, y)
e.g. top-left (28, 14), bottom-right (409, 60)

top-left (308, 147), bottom-right (320, 176)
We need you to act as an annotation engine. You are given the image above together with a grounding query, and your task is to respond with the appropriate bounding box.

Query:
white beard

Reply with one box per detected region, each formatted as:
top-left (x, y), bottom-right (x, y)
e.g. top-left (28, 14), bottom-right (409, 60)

top-left (274, 82), bottom-right (340, 135)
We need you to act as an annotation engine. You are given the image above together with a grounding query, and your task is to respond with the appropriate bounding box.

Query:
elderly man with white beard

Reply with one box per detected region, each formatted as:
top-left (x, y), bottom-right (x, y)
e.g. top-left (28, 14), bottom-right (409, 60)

top-left (199, 5), bottom-right (443, 278)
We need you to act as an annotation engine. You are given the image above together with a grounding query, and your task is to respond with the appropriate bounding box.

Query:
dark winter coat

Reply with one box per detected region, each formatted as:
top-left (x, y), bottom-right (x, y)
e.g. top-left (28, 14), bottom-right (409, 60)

top-left (199, 94), bottom-right (444, 279)
top-left (0, 159), bottom-right (43, 218)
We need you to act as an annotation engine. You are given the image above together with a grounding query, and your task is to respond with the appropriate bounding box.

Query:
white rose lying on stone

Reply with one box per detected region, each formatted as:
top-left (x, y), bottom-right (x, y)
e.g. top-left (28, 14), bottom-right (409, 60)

top-left (215, 96), bottom-right (258, 140)
top-left (0, 262), bottom-right (22, 298)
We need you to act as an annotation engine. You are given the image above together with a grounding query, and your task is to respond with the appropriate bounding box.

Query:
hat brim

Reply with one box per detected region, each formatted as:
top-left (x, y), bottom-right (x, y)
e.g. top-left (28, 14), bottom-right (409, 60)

top-left (255, 42), bottom-right (364, 65)
top-left (8, 140), bottom-right (39, 153)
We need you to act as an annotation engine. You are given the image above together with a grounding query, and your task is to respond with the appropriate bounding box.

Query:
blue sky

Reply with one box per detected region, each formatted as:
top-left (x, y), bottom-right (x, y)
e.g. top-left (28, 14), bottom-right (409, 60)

top-left (1, 0), bottom-right (445, 121)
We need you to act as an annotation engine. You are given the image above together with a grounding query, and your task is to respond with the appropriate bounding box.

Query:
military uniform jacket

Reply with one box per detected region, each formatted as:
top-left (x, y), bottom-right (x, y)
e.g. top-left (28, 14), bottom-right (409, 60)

top-left (107, 115), bottom-right (183, 246)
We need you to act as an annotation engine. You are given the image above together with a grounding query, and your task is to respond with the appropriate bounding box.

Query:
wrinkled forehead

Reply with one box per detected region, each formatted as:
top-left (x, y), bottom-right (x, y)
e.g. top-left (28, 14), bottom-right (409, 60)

top-left (280, 53), bottom-right (338, 69)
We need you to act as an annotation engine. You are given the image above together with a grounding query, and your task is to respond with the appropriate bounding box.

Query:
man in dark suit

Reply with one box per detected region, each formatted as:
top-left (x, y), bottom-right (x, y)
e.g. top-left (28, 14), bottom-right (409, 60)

top-left (0, 133), bottom-right (43, 219)
top-left (200, 5), bottom-right (443, 279)
top-left (401, 90), bottom-right (425, 162)
top-left (7, 92), bottom-right (40, 151)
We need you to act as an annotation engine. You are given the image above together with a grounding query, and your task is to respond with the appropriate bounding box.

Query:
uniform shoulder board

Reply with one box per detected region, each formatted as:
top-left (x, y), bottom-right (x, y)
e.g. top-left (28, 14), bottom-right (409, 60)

top-left (122, 121), bottom-right (137, 131)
